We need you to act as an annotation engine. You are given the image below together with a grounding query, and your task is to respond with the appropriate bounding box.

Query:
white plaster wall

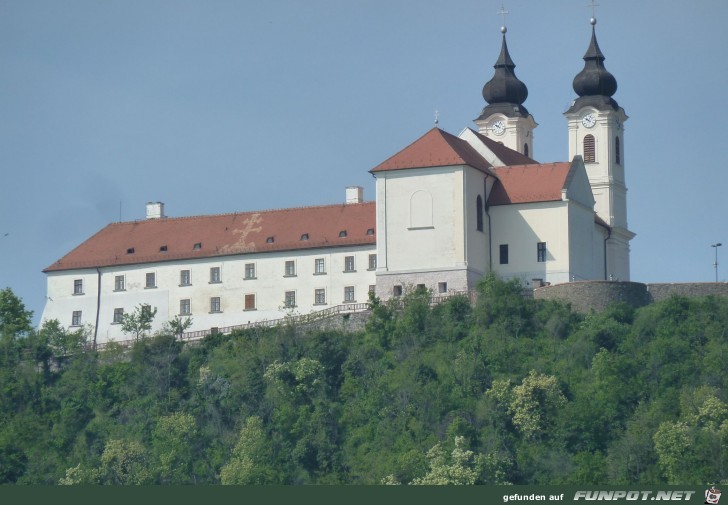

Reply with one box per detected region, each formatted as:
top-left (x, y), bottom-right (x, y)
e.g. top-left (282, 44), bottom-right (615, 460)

top-left (42, 270), bottom-right (100, 331)
top-left (376, 167), bottom-right (464, 273)
top-left (568, 202), bottom-right (599, 281)
top-left (463, 166), bottom-right (490, 278)
top-left (593, 225), bottom-right (608, 281)
top-left (490, 201), bottom-right (572, 287)
top-left (42, 244), bottom-right (376, 344)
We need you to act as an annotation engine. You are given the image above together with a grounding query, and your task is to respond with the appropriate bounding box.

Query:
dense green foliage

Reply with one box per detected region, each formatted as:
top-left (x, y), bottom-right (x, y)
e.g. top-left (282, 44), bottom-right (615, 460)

top-left (1, 277), bottom-right (728, 485)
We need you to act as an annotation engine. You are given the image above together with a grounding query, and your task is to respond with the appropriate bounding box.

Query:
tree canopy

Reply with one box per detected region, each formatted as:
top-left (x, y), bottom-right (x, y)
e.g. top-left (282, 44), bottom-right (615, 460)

top-left (1, 279), bottom-right (727, 485)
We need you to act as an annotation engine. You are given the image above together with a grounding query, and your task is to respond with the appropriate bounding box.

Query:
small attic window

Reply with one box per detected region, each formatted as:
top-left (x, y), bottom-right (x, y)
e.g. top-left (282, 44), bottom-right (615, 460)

top-left (300, 233), bottom-right (309, 241)
top-left (366, 228), bottom-right (375, 236)
top-left (126, 247), bottom-right (135, 254)
top-left (160, 245), bottom-right (168, 252)
top-left (193, 242), bottom-right (202, 250)
top-left (339, 230), bottom-right (347, 238)
top-left (266, 236), bottom-right (275, 244)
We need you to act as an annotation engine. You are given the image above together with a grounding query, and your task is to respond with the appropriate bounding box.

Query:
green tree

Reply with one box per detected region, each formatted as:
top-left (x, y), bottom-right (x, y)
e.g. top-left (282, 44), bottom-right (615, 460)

top-left (0, 288), bottom-right (33, 338)
top-left (220, 416), bottom-right (277, 484)
top-left (164, 316), bottom-right (193, 339)
top-left (486, 370), bottom-right (567, 440)
top-left (152, 412), bottom-right (198, 484)
top-left (96, 439), bottom-right (152, 485)
top-left (121, 304), bottom-right (157, 341)
top-left (407, 436), bottom-right (479, 485)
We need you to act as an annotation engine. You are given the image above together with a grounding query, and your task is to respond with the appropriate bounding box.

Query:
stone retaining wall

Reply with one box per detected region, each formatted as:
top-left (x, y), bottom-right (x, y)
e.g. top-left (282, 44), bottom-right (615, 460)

top-left (533, 281), bottom-right (650, 313)
top-left (646, 282), bottom-right (728, 303)
top-left (294, 311), bottom-right (371, 334)
top-left (534, 280), bottom-right (728, 313)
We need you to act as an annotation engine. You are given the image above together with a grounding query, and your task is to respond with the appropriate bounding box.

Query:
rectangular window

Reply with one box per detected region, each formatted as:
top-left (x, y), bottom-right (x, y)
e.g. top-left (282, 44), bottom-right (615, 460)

top-left (71, 310), bottom-right (82, 326)
top-left (500, 244), bottom-right (509, 265)
top-left (141, 304), bottom-right (153, 318)
top-left (369, 285), bottom-right (376, 293)
top-left (180, 299), bottom-right (191, 315)
top-left (244, 263), bottom-right (256, 279)
top-left (210, 267), bottom-right (221, 283)
top-left (438, 282), bottom-right (448, 294)
top-left (114, 275), bottom-right (125, 291)
top-left (344, 256), bottom-right (355, 272)
top-left (344, 286), bottom-right (355, 302)
top-left (180, 269), bottom-right (191, 286)
top-left (315, 288), bottom-right (326, 305)
top-left (210, 297), bottom-right (221, 313)
top-left (145, 272), bottom-right (156, 288)
top-left (284, 291), bottom-right (296, 308)
top-left (244, 294), bottom-right (256, 311)
top-left (285, 260), bottom-right (296, 277)
top-left (368, 254), bottom-right (377, 270)
top-left (537, 242), bottom-right (547, 263)
top-left (314, 258), bottom-right (326, 274)
top-left (393, 285), bottom-right (403, 297)
top-left (73, 279), bottom-right (83, 295)
top-left (113, 308), bottom-right (124, 324)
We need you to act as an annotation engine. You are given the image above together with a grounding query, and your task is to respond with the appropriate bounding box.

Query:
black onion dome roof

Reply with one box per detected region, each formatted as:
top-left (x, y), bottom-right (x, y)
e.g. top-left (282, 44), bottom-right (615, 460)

top-left (477, 31), bottom-right (530, 120)
top-left (572, 21), bottom-right (618, 98)
top-left (482, 34), bottom-right (528, 106)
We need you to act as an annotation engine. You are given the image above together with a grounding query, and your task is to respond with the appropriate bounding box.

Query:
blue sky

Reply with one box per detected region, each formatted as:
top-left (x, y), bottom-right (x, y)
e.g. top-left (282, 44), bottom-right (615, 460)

top-left (1, 0), bottom-right (727, 325)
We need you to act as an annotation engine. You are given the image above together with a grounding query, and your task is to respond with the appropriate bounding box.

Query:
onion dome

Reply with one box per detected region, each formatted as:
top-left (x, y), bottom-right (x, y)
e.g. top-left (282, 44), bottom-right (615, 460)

top-left (477, 27), bottom-right (530, 120)
top-left (567, 18), bottom-right (620, 112)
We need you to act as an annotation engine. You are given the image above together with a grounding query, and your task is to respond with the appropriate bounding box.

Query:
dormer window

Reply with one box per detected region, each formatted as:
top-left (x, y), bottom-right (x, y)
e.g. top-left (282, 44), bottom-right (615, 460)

top-left (266, 236), bottom-right (275, 244)
top-left (366, 228), bottom-right (375, 236)
top-left (193, 242), bottom-right (202, 250)
top-left (126, 247), bottom-right (135, 254)
top-left (339, 230), bottom-right (347, 238)
top-left (300, 233), bottom-right (309, 241)
top-left (160, 245), bottom-right (168, 252)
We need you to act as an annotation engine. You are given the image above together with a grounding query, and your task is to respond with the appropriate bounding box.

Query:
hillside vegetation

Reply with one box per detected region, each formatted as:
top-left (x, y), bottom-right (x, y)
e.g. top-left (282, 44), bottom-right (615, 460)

top-left (1, 276), bottom-right (727, 485)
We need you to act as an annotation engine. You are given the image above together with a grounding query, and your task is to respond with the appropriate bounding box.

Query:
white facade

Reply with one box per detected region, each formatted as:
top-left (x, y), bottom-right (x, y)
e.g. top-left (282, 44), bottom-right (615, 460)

top-left (42, 243), bottom-right (376, 344)
top-left (373, 164), bottom-right (492, 297)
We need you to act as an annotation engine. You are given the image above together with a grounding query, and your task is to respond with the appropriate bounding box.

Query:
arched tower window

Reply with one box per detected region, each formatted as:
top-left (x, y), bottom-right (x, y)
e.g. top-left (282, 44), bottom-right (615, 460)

top-left (523, 143), bottom-right (529, 157)
top-left (583, 134), bottom-right (596, 163)
top-left (476, 195), bottom-right (483, 232)
top-left (615, 136), bottom-right (621, 165)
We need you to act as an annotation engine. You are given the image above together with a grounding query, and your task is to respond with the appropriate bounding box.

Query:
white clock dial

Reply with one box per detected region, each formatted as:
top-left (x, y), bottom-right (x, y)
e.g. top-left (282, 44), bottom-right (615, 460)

top-left (491, 120), bottom-right (505, 136)
top-left (581, 113), bottom-right (596, 128)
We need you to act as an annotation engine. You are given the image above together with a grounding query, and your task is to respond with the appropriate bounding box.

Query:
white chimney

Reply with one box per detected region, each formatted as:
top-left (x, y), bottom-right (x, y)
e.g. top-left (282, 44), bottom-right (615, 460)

top-left (146, 202), bottom-right (165, 219)
top-left (345, 186), bottom-right (364, 204)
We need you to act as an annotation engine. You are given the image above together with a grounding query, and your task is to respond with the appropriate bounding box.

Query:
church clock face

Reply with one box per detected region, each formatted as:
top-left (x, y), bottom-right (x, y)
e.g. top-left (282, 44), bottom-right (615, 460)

top-left (581, 113), bottom-right (596, 128)
top-left (491, 120), bottom-right (505, 136)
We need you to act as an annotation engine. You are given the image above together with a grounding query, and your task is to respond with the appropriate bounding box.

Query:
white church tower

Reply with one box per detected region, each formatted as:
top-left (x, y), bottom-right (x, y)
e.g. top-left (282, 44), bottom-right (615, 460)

top-left (564, 16), bottom-right (634, 281)
top-left (474, 25), bottom-right (537, 158)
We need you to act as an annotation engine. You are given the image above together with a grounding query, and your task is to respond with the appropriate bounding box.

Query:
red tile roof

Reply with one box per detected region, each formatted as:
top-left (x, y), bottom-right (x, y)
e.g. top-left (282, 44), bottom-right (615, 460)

top-left (370, 127), bottom-right (495, 176)
top-left (44, 202), bottom-right (376, 272)
top-left (488, 162), bottom-right (572, 205)
top-left (465, 128), bottom-right (539, 166)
